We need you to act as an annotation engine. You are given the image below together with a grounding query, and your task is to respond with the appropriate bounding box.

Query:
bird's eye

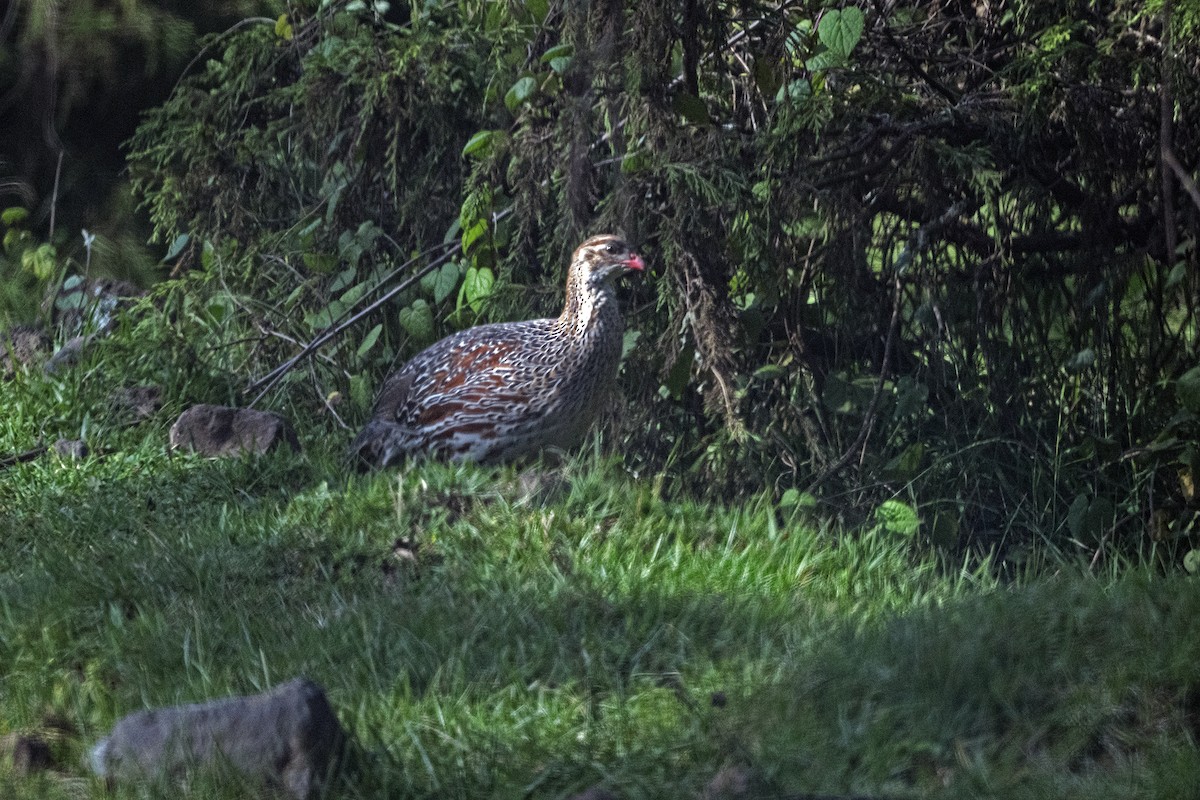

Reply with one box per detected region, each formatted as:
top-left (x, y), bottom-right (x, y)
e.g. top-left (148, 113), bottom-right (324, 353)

top-left (604, 242), bottom-right (620, 254)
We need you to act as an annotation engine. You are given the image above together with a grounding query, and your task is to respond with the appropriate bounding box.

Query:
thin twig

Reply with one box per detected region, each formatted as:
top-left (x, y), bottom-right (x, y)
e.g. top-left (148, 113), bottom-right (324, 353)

top-left (48, 149), bottom-right (62, 239)
top-left (0, 445), bottom-right (48, 471)
top-left (244, 241), bottom-right (459, 406)
top-left (1160, 0), bottom-right (1177, 260)
top-left (1162, 146), bottom-right (1200, 214)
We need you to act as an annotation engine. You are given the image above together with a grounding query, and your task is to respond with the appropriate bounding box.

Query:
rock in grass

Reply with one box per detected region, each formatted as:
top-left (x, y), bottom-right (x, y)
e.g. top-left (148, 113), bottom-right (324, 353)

top-left (89, 677), bottom-right (344, 800)
top-left (53, 438), bottom-right (89, 459)
top-left (169, 404), bottom-right (300, 456)
top-left (0, 732), bottom-right (55, 775)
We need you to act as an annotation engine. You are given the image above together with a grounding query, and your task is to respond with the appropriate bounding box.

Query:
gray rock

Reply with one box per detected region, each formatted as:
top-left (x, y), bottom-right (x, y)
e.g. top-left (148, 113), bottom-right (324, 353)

top-left (53, 438), bottom-right (89, 459)
top-left (0, 732), bottom-right (55, 775)
top-left (90, 677), bottom-right (344, 800)
top-left (169, 404), bottom-right (300, 456)
top-left (43, 334), bottom-right (92, 374)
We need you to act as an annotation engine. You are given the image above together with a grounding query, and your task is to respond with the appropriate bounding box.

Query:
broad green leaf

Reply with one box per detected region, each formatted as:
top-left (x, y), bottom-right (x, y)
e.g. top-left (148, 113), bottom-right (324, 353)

top-left (164, 233), bottom-right (190, 261)
top-left (1166, 261), bottom-right (1188, 290)
top-left (1185, 549), bottom-right (1200, 574)
top-left (462, 130), bottom-right (496, 158)
top-left (818, 7), bottom-right (864, 58)
top-left (462, 219), bottom-right (489, 254)
top-left (399, 299), bottom-right (434, 342)
top-left (328, 267), bottom-right (356, 294)
top-left (505, 76), bottom-right (537, 112)
top-left (462, 266), bottom-right (495, 313)
top-left (805, 48), bottom-right (844, 72)
top-left (274, 14), bottom-right (293, 41)
top-left (1177, 366), bottom-right (1200, 412)
top-left (875, 499), bottom-right (920, 537)
top-left (302, 252), bottom-right (337, 273)
top-left (541, 44), bottom-right (573, 74)
top-left (523, 0), bottom-right (548, 24)
top-left (672, 93), bottom-right (710, 125)
top-left (779, 488), bottom-right (817, 510)
top-left (621, 329), bottom-right (641, 359)
top-left (21, 243), bottom-right (56, 280)
top-left (2, 207), bottom-right (29, 226)
top-left (338, 280), bottom-right (369, 308)
top-left (883, 443), bottom-right (925, 482)
top-left (356, 323), bottom-right (383, 358)
top-left (540, 43), bottom-right (573, 63)
top-left (421, 261), bottom-right (461, 304)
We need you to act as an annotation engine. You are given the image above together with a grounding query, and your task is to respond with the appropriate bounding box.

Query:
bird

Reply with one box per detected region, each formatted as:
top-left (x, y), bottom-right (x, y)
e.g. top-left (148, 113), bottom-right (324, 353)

top-left (350, 234), bottom-right (645, 467)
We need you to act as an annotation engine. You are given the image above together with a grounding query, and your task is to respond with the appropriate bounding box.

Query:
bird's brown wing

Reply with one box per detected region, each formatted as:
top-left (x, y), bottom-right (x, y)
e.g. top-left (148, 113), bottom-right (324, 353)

top-left (372, 329), bottom-right (530, 427)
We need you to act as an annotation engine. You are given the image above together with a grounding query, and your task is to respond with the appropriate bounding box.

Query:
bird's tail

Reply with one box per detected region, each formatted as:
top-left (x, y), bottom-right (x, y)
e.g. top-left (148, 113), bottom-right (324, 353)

top-left (348, 419), bottom-right (408, 471)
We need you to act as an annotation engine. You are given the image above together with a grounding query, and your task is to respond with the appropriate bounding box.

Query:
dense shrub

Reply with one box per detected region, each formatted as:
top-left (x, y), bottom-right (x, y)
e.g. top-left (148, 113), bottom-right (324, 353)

top-left (127, 1), bottom-right (1200, 563)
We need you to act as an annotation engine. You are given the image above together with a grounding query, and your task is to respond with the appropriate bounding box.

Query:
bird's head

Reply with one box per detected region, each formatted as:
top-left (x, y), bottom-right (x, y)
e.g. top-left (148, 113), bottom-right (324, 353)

top-left (573, 234), bottom-right (645, 288)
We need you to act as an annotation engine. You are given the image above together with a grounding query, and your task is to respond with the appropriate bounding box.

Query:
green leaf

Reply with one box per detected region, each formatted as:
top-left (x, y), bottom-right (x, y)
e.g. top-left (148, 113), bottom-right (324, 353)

top-left (523, 0), bottom-right (548, 24)
top-left (328, 267), bottom-right (356, 294)
top-left (462, 219), bottom-right (489, 255)
top-left (462, 130), bottom-right (497, 159)
top-left (620, 149), bottom-right (650, 174)
top-left (540, 43), bottom-right (574, 63)
top-left (462, 266), bottom-right (495, 313)
top-left (1185, 550), bottom-right (1200, 574)
top-left (817, 7), bottom-right (864, 59)
top-left (430, 261), bottom-right (461, 304)
top-left (274, 14), bottom-right (294, 41)
top-left (1177, 366), bottom-right (1200, 413)
top-left (805, 48), bottom-right (844, 72)
top-left (779, 488), bottom-right (817, 510)
top-left (505, 76), bottom-right (538, 113)
top-left (621, 329), bottom-right (641, 359)
top-left (883, 443), bottom-right (925, 482)
top-left (875, 499), bottom-right (920, 537)
top-left (1, 207), bottom-right (29, 226)
top-left (1166, 261), bottom-right (1188, 290)
top-left (164, 233), bottom-right (190, 261)
top-left (753, 364), bottom-right (786, 380)
top-left (356, 323), bottom-right (383, 358)
top-left (541, 44), bottom-right (573, 73)
top-left (398, 299), bottom-right (434, 342)
top-left (302, 252), bottom-right (337, 273)
top-left (21, 243), bottom-right (57, 280)
top-left (672, 93), bottom-right (710, 125)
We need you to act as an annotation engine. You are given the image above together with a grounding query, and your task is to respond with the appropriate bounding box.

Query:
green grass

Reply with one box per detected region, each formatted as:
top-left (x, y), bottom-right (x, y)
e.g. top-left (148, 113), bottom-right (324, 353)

top-left (1, 366), bottom-right (1199, 799)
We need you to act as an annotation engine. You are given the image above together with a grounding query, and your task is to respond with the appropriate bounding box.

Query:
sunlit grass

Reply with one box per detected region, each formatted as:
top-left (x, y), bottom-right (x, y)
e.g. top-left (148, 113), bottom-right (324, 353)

top-left (1, 368), bottom-right (1198, 799)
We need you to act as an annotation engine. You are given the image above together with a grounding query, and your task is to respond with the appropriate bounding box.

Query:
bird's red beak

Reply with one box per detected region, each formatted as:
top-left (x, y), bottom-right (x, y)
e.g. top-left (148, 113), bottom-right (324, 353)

top-left (625, 253), bottom-right (646, 272)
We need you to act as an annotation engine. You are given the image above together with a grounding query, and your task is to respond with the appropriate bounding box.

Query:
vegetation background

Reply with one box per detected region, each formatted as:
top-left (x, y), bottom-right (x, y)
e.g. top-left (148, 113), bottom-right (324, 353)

top-left (3, 1), bottom-right (1200, 797)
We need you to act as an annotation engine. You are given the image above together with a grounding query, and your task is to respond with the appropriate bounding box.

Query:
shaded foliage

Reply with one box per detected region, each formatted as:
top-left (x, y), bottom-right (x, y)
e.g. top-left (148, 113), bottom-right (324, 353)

top-left (127, 0), bottom-right (1200, 562)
